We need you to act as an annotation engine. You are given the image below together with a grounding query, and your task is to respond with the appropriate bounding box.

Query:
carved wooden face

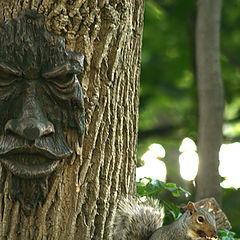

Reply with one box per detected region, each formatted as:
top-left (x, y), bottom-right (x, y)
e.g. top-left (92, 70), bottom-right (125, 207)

top-left (0, 10), bottom-right (85, 179)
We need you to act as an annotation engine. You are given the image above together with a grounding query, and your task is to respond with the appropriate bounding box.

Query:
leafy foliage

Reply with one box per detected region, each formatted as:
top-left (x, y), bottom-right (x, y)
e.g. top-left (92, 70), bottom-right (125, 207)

top-left (140, 0), bottom-right (240, 139)
top-left (137, 177), bottom-right (190, 198)
top-left (218, 229), bottom-right (239, 240)
top-left (136, 177), bottom-right (190, 220)
top-left (140, 0), bottom-right (197, 136)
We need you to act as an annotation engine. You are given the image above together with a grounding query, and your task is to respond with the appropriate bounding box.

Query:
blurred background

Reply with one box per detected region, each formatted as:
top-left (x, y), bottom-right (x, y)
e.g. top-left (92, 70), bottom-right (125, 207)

top-left (137, 0), bottom-right (240, 234)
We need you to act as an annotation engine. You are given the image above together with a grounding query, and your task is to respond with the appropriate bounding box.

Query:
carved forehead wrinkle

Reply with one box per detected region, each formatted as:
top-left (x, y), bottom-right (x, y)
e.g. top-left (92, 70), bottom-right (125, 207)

top-left (0, 10), bottom-right (83, 78)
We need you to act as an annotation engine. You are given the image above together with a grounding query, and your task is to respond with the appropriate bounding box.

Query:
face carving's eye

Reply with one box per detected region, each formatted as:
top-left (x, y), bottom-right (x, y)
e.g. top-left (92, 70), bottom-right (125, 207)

top-left (0, 71), bottom-right (16, 81)
top-left (197, 216), bottom-right (204, 223)
top-left (47, 74), bottom-right (75, 90)
top-left (0, 71), bottom-right (9, 79)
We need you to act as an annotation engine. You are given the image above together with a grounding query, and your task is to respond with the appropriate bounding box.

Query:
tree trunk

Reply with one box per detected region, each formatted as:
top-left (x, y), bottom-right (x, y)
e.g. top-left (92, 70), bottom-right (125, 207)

top-left (0, 1), bottom-right (144, 239)
top-left (195, 0), bottom-right (224, 203)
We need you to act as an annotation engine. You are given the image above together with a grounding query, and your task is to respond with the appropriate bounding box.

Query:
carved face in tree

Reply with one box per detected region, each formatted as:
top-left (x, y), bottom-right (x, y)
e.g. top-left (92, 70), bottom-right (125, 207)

top-left (0, 10), bottom-right (85, 179)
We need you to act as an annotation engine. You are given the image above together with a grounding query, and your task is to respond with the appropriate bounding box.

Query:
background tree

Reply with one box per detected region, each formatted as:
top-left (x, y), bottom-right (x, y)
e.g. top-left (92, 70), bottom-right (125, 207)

top-left (0, 1), bottom-right (144, 239)
top-left (195, 0), bottom-right (224, 203)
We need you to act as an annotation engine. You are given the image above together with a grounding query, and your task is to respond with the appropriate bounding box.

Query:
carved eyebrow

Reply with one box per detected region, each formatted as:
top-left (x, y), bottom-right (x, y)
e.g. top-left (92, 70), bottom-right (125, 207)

top-left (0, 61), bottom-right (22, 77)
top-left (42, 64), bottom-right (73, 79)
top-left (42, 53), bottom-right (84, 79)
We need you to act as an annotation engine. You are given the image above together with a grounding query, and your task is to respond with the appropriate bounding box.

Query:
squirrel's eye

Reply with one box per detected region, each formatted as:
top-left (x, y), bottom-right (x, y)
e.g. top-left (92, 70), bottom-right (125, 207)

top-left (197, 216), bottom-right (204, 223)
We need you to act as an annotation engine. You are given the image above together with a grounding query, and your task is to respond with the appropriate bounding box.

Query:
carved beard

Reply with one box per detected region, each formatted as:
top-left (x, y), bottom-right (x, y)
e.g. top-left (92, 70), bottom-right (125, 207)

top-left (7, 170), bottom-right (50, 215)
top-left (0, 129), bottom-right (69, 214)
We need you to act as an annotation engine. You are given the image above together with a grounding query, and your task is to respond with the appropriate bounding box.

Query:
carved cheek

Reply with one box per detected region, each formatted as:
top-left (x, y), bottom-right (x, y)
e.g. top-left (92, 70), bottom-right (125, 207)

top-left (0, 81), bottom-right (18, 131)
top-left (39, 85), bottom-right (60, 126)
top-left (45, 77), bottom-right (84, 130)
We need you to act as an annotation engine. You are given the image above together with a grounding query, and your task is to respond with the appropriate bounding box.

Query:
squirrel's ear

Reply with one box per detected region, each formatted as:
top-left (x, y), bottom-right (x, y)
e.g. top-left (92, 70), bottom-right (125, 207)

top-left (187, 201), bottom-right (197, 215)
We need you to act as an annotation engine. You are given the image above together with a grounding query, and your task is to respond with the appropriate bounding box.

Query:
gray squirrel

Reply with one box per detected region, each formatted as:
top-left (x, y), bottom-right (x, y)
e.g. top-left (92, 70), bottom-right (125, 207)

top-left (112, 198), bottom-right (218, 240)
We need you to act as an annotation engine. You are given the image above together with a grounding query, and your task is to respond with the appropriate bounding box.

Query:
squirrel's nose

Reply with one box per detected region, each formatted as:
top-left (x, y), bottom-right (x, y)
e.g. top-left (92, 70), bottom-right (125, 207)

top-left (5, 118), bottom-right (55, 141)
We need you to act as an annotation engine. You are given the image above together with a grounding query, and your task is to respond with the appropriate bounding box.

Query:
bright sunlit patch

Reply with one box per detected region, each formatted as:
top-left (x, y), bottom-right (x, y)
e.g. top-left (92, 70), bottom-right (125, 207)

top-left (219, 143), bottom-right (240, 189)
top-left (179, 137), bottom-right (197, 152)
top-left (143, 143), bottom-right (166, 159)
top-left (179, 138), bottom-right (199, 181)
top-left (179, 138), bottom-right (240, 188)
top-left (136, 143), bottom-right (167, 182)
top-left (179, 151), bottom-right (199, 181)
top-left (220, 177), bottom-right (240, 189)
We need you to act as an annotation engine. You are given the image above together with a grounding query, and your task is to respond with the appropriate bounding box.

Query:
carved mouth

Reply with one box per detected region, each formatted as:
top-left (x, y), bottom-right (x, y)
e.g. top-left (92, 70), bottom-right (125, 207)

top-left (0, 153), bottom-right (60, 178)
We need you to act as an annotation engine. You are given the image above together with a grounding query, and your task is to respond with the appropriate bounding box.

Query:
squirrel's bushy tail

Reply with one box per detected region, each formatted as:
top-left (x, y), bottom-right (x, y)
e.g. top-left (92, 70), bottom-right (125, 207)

top-left (112, 198), bottom-right (164, 240)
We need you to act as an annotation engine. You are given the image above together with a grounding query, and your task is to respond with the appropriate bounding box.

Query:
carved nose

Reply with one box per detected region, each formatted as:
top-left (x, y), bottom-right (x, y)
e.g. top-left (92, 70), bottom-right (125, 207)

top-left (5, 118), bottom-right (55, 141)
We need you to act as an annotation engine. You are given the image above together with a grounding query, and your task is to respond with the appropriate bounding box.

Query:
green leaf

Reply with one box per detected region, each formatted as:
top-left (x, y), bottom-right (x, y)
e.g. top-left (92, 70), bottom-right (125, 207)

top-left (218, 229), bottom-right (238, 240)
top-left (161, 199), bottom-right (181, 221)
top-left (136, 179), bottom-right (191, 199)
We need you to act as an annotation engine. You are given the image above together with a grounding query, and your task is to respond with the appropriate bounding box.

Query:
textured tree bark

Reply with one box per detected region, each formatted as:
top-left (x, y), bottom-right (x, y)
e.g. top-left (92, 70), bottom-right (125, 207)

top-left (0, 1), bottom-right (144, 239)
top-left (195, 0), bottom-right (224, 203)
